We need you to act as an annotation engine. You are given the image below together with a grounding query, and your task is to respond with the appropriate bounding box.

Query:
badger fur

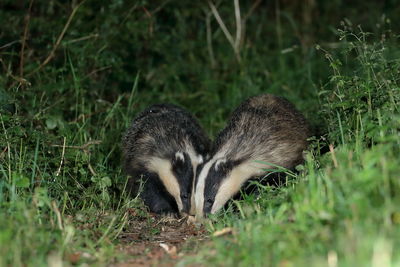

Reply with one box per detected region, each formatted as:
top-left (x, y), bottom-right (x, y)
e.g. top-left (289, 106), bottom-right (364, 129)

top-left (122, 103), bottom-right (210, 216)
top-left (194, 94), bottom-right (310, 218)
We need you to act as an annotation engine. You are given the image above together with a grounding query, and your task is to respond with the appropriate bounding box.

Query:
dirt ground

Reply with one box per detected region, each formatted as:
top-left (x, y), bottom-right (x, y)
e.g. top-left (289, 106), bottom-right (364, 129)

top-left (110, 209), bottom-right (209, 267)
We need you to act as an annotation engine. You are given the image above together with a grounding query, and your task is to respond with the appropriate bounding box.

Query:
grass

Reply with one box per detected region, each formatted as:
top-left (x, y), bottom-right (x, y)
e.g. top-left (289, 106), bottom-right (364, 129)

top-left (182, 24), bottom-right (400, 267)
top-left (1, 1), bottom-right (400, 266)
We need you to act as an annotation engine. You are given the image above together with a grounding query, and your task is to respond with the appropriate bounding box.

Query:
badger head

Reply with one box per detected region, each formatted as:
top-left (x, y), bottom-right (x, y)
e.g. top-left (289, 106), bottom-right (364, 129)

top-left (194, 156), bottom-right (264, 219)
top-left (147, 151), bottom-right (203, 216)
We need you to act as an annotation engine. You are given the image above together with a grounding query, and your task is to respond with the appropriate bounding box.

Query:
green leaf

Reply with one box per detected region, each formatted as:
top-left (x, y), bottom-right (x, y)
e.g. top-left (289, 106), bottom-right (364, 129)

top-left (91, 176), bottom-right (111, 188)
top-left (100, 176), bottom-right (112, 188)
top-left (33, 187), bottom-right (49, 208)
top-left (12, 173), bottom-right (30, 188)
top-left (45, 117), bottom-right (58, 130)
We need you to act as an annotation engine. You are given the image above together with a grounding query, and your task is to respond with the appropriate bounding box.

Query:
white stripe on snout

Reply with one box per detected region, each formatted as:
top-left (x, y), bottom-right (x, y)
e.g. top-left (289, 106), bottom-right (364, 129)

top-left (184, 142), bottom-right (206, 215)
top-left (147, 157), bottom-right (183, 211)
top-left (211, 161), bottom-right (265, 214)
top-left (194, 159), bottom-right (215, 218)
top-left (194, 149), bottom-right (228, 218)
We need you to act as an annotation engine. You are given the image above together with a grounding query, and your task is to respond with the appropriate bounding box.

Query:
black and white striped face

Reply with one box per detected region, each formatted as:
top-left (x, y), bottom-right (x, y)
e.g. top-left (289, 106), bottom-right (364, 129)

top-left (194, 156), bottom-right (251, 218)
top-left (147, 150), bottom-right (203, 215)
top-left (171, 151), bottom-right (194, 214)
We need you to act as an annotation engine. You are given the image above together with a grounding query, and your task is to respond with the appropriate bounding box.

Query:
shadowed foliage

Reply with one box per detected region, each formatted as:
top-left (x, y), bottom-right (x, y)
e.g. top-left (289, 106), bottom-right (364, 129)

top-left (0, 0), bottom-right (399, 265)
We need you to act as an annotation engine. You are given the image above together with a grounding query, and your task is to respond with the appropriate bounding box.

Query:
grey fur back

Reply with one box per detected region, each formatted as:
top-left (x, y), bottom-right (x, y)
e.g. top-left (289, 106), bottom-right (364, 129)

top-left (123, 103), bottom-right (210, 171)
top-left (214, 94), bottom-right (310, 169)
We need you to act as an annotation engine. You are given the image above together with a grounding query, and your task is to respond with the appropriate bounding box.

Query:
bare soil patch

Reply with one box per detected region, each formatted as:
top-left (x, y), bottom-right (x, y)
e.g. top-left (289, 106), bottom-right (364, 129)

top-left (111, 209), bottom-right (208, 266)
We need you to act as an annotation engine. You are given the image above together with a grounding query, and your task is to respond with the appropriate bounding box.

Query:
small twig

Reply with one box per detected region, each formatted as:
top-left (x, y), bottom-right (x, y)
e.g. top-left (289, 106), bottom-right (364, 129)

top-left (329, 144), bottom-right (338, 168)
top-left (208, 1), bottom-right (235, 50)
top-left (95, 216), bottom-right (117, 246)
top-left (63, 33), bottom-right (99, 45)
top-left (0, 58), bottom-right (31, 87)
top-left (55, 137), bottom-right (66, 177)
top-left (234, 0), bottom-right (242, 52)
top-left (19, 0), bottom-right (34, 77)
top-left (0, 40), bottom-right (21, 50)
top-left (88, 163), bottom-right (97, 176)
top-left (52, 140), bottom-right (101, 176)
top-left (208, 0), bottom-right (242, 62)
top-left (33, 95), bottom-right (66, 119)
top-left (26, 1), bottom-right (85, 78)
top-left (83, 66), bottom-right (112, 80)
top-left (142, 7), bottom-right (154, 36)
top-left (126, 1), bottom-right (170, 25)
top-left (112, 212), bottom-right (129, 241)
top-left (52, 201), bottom-right (64, 230)
top-left (0, 147), bottom-right (7, 160)
top-left (51, 140), bottom-right (101, 153)
top-left (150, 0), bottom-right (171, 15)
top-left (0, 114), bottom-right (12, 183)
top-left (213, 227), bottom-right (235, 237)
top-left (120, 3), bottom-right (139, 25)
top-left (242, 0), bottom-right (262, 23)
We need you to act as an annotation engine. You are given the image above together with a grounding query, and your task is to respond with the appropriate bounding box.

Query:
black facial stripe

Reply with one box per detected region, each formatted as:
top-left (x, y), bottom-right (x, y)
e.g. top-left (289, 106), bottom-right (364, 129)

top-left (203, 161), bottom-right (229, 214)
top-left (171, 152), bottom-right (194, 213)
top-left (202, 158), bottom-right (245, 214)
top-left (174, 152), bottom-right (193, 179)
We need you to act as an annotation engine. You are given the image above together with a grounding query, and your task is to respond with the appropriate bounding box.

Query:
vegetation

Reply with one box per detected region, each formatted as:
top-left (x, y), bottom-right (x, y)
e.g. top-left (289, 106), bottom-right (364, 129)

top-left (0, 0), bottom-right (399, 266)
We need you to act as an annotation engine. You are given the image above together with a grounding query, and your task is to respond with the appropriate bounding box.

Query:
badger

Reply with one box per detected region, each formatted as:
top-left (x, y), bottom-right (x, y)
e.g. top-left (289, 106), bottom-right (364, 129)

top-left (122, 103), bottom-right (210, 216)
top-left (194, 94), bottom-right (310, 218)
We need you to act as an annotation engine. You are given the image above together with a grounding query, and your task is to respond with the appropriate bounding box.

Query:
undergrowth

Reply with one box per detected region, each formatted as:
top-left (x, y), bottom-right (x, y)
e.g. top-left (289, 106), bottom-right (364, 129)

top-left (1, 0), bottom-right (399, 266)
top-left (182, 23), bottom-right (400, 267)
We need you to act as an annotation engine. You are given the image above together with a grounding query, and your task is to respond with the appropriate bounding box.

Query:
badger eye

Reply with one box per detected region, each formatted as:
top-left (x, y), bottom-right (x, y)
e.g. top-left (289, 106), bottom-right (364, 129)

top-left (181, 194), bottom-right (189, 200)
top-left (206, 198), bottom-right (213, 204)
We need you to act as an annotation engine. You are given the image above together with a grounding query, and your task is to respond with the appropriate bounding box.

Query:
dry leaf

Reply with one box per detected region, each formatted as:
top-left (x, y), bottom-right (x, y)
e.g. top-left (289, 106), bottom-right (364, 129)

top-left (159, 243), bottom-right (177, 256)
top-left (66, 252), bottom-right (81, 264)
top-left (213, 227), bottom-right (234, 237)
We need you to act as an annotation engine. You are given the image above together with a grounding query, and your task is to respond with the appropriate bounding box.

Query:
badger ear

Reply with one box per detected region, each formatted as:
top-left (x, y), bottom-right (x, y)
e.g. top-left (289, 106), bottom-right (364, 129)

top-left (197, 155), bottom-right (204, 165)
top-left (172, 152), bottom-right (187, 171)
top-left (175, 152), bottom-right (185, 162)
top-left (214, 158), bottom-right (227, 171)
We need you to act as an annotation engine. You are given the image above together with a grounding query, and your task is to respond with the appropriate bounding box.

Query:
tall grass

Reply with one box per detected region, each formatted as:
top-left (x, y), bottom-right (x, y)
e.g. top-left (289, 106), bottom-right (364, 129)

top-left (1, 1), bottom-right (399, 266)
top-left (182, 26), bottom-right (400, 267)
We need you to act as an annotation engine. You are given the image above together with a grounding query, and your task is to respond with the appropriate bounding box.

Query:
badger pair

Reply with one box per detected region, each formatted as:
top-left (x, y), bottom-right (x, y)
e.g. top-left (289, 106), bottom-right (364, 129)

top-left (122, 94), bottom-right (310, 219)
